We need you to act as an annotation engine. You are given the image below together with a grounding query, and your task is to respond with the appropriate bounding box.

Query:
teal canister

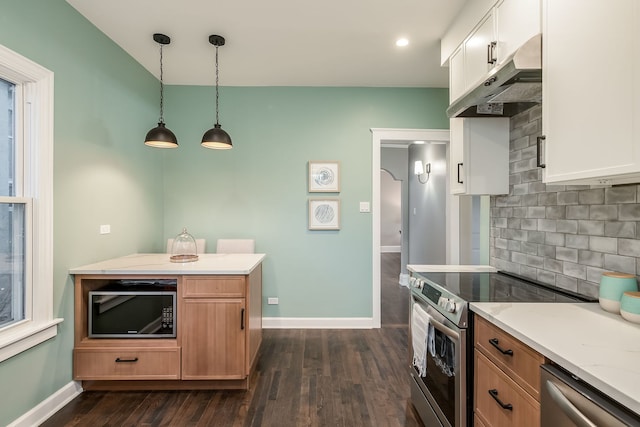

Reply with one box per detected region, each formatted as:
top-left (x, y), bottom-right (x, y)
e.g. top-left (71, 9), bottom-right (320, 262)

top-left (599, 272), bottom-right (638, 314)
top-left (620, 292), bottom-right (640, 324)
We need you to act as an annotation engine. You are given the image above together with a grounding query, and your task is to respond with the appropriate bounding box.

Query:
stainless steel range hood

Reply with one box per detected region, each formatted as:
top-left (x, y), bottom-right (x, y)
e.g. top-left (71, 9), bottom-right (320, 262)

top-left (447, 34), bottom-right (542, 118)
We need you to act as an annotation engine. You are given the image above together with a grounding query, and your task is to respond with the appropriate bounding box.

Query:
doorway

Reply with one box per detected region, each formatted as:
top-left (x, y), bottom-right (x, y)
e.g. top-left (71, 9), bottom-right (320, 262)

top-left (371, 128), bottom-right (453, 328)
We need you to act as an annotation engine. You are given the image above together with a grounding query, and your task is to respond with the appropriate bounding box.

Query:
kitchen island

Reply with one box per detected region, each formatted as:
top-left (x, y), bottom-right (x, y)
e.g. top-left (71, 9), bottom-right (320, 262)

top-left (471, 302), bottom-right (640, 417)
top-left (69, 253), bottom-right (265, 391)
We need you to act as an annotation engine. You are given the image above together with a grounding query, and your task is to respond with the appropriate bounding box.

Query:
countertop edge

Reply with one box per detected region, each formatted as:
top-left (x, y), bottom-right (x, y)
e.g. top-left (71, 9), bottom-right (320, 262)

top-left (470, 302), bottom-right (640, 417)
top-left (407, 264), bottom-right (497, 273)
top-left (69, 253), bottom-right (266, 276)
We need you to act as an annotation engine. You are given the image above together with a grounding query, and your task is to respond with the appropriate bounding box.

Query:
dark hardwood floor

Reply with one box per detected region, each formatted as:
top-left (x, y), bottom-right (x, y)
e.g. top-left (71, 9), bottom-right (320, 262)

top-left (381, 253), bottom-right (409, 327)
top-left (41, 254), bottom-right (417, 427)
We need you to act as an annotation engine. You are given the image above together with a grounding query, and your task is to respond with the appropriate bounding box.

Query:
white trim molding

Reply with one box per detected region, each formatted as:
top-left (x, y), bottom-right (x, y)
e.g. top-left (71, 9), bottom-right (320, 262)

top-left (371, 128), bottom-right (451, 329)
top-left (263, 317), bottom-right (374, 329)
top-left (0, 43), bottom-right (61, 362)
top-left (380, 245), bottom-right (401, 253)
top-left (8, 381), bottom-right (82, 427)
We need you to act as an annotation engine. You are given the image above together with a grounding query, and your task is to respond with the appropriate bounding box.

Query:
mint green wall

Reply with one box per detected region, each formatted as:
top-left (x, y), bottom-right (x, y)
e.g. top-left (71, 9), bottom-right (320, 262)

top-left (0, 1), bottom-right (450, 423)
top-left (0, 1), bottom-right (163, 425)
top-left (163, 86), bottom-right (449, 318)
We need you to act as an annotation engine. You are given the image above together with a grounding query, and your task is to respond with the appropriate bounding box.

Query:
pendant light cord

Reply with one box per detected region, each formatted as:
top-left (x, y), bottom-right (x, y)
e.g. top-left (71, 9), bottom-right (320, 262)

top-left (215, 45), bottom-right (220, 125)
top-left (159, 43), bottom-right (165, 123)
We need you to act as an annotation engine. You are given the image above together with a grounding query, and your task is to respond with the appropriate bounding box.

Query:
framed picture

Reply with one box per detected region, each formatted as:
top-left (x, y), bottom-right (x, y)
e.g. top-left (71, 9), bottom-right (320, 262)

top-left (308, 198), bottom-right (340, 230)
top-left (308, 161), bottom-right (340, 193)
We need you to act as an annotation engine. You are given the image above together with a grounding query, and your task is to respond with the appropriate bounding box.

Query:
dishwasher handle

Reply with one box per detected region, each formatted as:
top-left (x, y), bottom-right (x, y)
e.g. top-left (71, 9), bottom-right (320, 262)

top-left (545, 380), bottom-right (597, 427)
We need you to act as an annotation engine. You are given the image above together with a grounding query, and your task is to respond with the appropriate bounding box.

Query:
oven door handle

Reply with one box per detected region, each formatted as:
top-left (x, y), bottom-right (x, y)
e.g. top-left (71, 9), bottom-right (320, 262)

top-left (429, 316), bottom-right (460, 341)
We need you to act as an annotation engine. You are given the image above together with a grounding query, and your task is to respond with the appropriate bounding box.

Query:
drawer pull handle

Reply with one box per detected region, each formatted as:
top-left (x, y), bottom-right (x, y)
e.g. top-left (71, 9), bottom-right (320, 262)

top-left (241, 308), bottom-right (245, 330)
top-left (489, 338), bottom-right (513, 356)
top-left (115, 357), bottom-right (139, 363)
top-left (488, 389), bottom-right (513, 411)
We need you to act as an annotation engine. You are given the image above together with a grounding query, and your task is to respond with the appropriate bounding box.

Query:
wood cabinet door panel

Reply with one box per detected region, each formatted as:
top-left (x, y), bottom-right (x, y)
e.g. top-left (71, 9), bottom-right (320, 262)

top-left (182, 276), bottom-right (245, 298)
top-left (181, 298), bottom-right (246, 379)
top-left (73, 347), bottom-right (180, 380)
top-left (475, 352), bottom-right (540, 427)
top-left (475, 316), bottom-right (544, 400)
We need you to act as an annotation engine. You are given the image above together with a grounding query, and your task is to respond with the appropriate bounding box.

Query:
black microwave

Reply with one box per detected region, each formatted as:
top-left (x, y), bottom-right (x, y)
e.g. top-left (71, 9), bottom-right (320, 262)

top-left (88, 280), bottom-right (177, 338)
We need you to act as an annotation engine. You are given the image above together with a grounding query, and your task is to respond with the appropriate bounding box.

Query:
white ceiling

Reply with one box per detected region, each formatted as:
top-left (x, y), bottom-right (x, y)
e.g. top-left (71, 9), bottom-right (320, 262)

top-left (65, 0), bottom-right (467, 87)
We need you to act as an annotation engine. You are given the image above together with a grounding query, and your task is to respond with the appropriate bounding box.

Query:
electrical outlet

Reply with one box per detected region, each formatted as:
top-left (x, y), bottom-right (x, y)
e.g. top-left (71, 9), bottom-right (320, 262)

top-left (99, 224), bottom-right (111, 234)
top-left (267, 297), bottom-right (279, 305)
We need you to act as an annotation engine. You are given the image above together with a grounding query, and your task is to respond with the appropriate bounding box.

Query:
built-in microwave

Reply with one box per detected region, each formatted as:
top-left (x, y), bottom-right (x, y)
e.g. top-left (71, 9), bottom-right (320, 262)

top-left (88, 280), bottom-right (177, 338)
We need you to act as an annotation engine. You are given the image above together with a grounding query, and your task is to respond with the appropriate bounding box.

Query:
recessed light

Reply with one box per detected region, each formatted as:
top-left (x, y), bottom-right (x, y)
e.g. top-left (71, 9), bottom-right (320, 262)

top-left (396, 38), bottom-right (409, 47)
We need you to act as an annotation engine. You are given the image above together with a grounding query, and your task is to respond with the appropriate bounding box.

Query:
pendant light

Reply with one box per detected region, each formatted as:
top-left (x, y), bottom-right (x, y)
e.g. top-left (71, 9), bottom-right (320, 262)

top-left (201, 35), bottom-right (232, 150)
top-left (145, 33), bottom-right (178, 148)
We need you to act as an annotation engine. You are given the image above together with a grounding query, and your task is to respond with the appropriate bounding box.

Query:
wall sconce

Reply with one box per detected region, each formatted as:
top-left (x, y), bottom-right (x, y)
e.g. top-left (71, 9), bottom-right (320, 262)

top-left (414, 160), bottom-right (431, 184)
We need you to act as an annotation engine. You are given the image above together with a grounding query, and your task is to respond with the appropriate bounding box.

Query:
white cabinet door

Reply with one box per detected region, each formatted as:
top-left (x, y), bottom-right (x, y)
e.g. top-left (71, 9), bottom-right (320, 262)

top-left (542, 0), bottom-right (640, 184)
top-left (450, 118), bottom-right (510, 195)
top-left (464, 12), bottom-right (496, 91)
top-left (449, 46), bottom-right (465, 102)
top-left (495, 0), bottom-right (541, 65)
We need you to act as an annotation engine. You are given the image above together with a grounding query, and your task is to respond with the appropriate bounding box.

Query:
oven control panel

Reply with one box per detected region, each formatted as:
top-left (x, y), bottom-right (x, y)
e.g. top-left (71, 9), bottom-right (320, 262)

top-left (438, 297), bottom-right (457, 313)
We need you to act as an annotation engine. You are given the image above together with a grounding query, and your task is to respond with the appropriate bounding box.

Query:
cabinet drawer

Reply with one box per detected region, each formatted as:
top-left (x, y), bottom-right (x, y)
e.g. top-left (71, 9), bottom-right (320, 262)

top-left (475, 316), bottom-right (544, 400)
top-left (74, 348), bottom-right (180, 380)
top-left (182, 276), bottom-right (245, 298)
top-left (475, 352), bottom-right (539, 427)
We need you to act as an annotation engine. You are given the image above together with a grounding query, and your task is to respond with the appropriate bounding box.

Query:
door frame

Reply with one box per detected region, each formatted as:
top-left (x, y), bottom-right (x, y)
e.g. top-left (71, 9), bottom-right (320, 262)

top-left (371, 128), bottom-right (455, 328)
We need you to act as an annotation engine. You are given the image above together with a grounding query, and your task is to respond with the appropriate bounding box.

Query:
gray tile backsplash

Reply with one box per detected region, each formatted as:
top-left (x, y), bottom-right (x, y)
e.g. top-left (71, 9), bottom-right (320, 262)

top-left (490, 105), bottom-right (640, 298)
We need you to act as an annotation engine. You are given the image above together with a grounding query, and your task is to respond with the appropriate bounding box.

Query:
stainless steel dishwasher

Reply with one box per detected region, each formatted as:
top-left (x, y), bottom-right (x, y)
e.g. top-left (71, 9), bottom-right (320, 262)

top-left (540, 364), bottom-right (640, 426)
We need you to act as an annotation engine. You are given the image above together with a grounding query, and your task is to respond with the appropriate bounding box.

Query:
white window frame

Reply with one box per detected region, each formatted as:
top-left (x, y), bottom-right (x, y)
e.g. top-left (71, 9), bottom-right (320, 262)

top-left (0, 43), bottom-right (62, 363)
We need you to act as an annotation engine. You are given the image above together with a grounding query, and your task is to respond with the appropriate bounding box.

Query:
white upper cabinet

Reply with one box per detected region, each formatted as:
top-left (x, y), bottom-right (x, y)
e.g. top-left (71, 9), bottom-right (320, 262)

top-left (495, 0), bottom-right (541, 66)
top-left (450, 118), bottom-right (510, 195)
top-left (446, 0), bottom-right (541, 104)
top-left (449, 47), bottom-right (465, 103)
top-left (541, 0), bottom-right (640, 184)
top-left (463, 13), bottom-right (496, 91)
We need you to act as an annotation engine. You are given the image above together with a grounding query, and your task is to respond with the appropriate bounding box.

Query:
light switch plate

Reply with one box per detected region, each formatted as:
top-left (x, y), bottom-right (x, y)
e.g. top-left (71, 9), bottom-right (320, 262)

top-left (359, 202), bottom-right (370, 213)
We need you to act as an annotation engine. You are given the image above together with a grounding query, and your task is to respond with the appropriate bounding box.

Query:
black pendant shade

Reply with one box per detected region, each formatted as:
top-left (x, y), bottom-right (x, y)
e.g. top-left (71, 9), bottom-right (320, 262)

top-left (201, 34), bottom-right (232, 150)
top-left (201, 124), bottom-right (232, 149)
top-left (145, 33), bottom-right (178, 148)
top-left (145, 122), bottom-right (178, 148)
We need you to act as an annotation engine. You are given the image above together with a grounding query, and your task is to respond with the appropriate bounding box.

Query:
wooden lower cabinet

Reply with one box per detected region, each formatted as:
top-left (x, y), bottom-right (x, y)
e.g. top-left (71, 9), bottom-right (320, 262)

top-left (72, 265), bottom-right (262, 390)
top-left (74, 347), bottom-right (180, 380)
top-left (475, 352), bottom-right (540, 426)
top-left (181, 298), bottom-right (245, 379)
top-left (474, 316), bottom-right (544, 427)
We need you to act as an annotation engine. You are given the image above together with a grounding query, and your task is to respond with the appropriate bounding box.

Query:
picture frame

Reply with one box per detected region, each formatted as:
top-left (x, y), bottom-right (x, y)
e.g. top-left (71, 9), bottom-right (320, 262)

top-left (308, 161), bottom-right (340, 193)
top-left (308, 198), bottom-right (340, 230)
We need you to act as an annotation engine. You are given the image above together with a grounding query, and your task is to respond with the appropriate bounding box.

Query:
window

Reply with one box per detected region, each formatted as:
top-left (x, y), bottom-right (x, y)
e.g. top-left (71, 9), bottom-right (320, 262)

top-left (0, 44), bottom-right (61, 363)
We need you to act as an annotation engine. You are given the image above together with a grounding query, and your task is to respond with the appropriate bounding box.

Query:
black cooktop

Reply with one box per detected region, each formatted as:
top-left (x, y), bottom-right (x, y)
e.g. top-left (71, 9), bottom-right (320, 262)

top-left (416, 271), bottom-right (596, 303)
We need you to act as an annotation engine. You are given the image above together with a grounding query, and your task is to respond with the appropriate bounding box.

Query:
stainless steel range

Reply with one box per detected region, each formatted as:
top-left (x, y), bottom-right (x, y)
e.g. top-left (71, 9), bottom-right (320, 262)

top-left (408, 270), bottom-right (596, 427)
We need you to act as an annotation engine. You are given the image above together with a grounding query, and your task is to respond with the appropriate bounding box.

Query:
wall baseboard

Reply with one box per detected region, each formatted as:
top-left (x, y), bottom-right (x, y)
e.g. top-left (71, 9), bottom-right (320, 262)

top-left (9, 381), bottom-right (82, 427)
top-left (263, 317), bottom-right (374, 329)
top-left (380, 246), bottom-right (401, 253)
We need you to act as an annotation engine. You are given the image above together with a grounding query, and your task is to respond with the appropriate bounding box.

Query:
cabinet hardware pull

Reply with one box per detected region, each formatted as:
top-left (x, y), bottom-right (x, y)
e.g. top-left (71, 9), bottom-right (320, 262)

top-left (457, 163), bottom-right (464, 184)
top-left (487, 41), bottom-right (497, 64)
top-left (241, 308), bottom-right (245, 330)
top-left (537, 136), bottom-right (546, 168)
top-left (489, 338), bottom-right (513, 356)
top-left (115, 357), bottom-right (139, 363)
top-left (488, 389), bottom-right (513, 410)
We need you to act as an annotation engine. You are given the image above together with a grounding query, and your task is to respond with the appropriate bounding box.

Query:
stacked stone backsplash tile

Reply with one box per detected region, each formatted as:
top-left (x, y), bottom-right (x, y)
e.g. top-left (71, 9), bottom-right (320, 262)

top-left (490, 105), bottom-right (640, 298)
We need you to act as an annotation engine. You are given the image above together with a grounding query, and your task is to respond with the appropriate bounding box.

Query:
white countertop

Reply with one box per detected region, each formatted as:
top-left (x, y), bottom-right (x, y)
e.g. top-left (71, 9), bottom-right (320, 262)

top-left (69, 253), bottom-right (265, 275)
top-left (471, 302), bottom-right (640, 416)
top-left (407, 264), bottom-right (497, 273)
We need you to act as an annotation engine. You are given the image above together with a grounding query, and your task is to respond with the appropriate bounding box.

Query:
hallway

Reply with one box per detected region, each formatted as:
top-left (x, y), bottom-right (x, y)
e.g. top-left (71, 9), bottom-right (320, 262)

top-left (381, 252), bottom-right (409, 327)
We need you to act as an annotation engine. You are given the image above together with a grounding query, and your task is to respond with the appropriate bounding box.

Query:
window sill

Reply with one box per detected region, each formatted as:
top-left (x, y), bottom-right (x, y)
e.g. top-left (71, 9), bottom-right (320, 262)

top-left (0, 318), bottom-right (63, 363)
